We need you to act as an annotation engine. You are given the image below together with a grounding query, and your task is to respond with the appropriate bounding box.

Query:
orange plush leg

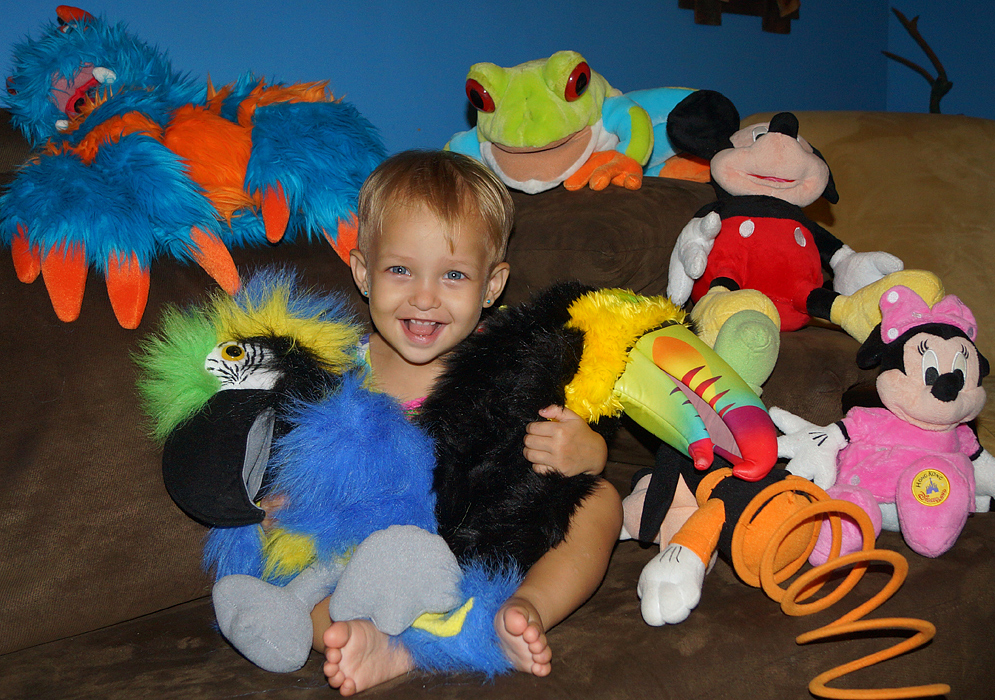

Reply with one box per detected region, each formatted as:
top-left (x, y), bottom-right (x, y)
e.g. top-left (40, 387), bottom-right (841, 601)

top-left (189, 227), bottom-right (240, 294)
top-left (40, 242), bottom-right (88, 322)
top-left (669, 497), bottom-right (724, 564)
top-left (11, 224), bottom-right (41, 283)
top-left (105, 251), bottom-right (150, 329)
top-left (564, 151), bottom-right (643, 191)
top-left (262, 183), bottom-right (290, 244)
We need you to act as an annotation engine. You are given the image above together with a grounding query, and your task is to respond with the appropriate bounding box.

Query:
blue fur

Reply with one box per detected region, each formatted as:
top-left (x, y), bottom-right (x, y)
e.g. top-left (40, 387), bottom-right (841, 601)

top-left (203, 523), bottom-right (265, 580)
top-left (245, 100), bottom-right (386, 241)
top-left (400, 560), bottom-right (521, 677)
top-left (272, 375), bottom-right (438, 564)
top-left (0, 133), bottom-right (220, 267)
top-left (200, 374), bottom-right (437, 583)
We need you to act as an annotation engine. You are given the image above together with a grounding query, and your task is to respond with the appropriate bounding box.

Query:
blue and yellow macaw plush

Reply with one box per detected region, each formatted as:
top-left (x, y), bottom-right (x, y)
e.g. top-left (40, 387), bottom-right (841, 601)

top-left (445, 50), bottom-right (704, 194)
top-left (1, 6), bottom-right (385, 329)
top-left (135, 267), bottom-right (518, 676)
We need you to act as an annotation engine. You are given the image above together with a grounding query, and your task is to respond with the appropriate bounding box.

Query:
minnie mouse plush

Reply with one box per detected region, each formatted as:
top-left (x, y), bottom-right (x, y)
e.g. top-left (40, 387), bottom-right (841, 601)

top-left (665, 90), bottom-right (943, 391)
top-left (774, 285), bottom-right (995, 558)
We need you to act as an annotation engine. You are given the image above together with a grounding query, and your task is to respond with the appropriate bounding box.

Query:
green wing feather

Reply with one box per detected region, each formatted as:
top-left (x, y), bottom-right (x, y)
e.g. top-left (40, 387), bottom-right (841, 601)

top-left (133, 303), bottom-right (221, 443)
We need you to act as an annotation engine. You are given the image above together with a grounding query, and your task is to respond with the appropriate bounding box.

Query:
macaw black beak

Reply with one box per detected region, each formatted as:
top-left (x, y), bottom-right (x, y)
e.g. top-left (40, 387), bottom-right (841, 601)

top-left (162, 389), bottom-right (279, 528)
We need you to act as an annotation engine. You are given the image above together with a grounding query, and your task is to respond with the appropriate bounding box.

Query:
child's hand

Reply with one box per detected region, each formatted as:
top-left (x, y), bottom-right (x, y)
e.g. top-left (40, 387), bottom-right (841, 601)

top-left (259, 493), bottom-right (285, 532)
top-left (524, 405), bottom-right (608, 477)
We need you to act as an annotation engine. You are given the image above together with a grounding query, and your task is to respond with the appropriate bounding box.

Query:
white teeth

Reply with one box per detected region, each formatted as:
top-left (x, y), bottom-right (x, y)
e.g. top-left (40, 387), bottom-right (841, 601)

top-left (55, 119), bottom-right (69, 131)
top-left (409, 319), bottom-right (438, 326)
top-left (92, 67), bottom-right (116, 84)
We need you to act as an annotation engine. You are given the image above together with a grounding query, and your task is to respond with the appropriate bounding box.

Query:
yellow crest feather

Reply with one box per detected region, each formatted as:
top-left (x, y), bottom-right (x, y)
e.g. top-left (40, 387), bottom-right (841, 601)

top-left (564, 289), bottom-right (687, 422)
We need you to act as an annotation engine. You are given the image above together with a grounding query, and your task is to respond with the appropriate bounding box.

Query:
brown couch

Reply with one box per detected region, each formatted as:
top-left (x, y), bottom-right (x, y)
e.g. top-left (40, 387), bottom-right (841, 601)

top-left (2, 109), bottom-right (993, 700)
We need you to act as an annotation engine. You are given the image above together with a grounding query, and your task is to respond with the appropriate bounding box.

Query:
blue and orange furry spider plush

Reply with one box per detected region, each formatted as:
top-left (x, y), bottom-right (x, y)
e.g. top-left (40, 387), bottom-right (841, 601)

top-left (1, 6), bottom-right (385, 328)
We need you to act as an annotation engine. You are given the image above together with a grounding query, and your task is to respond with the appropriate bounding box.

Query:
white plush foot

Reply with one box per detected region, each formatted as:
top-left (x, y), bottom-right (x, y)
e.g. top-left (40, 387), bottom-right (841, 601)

top-left (636, 544), bottom-right (706, 626)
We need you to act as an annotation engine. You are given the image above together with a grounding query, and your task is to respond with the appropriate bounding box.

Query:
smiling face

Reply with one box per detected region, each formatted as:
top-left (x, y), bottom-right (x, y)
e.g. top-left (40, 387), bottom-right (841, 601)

top-left (877, 332), bottom-right (987, 431)
top-left (709, 121), bottom-right (830, 206)
top-left (351, 204), bottom-right (509, 374)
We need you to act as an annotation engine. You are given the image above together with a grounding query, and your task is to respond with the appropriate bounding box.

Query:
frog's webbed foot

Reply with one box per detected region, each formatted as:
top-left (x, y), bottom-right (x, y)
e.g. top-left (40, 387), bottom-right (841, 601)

top-left (564, 150), bottom-right (643, 191)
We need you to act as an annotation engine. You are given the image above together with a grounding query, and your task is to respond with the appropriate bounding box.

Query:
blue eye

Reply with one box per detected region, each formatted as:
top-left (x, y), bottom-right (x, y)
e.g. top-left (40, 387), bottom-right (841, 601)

top-left (388, 265), bottom-right (408, 275)
top-left (445, 270), bottom-right (467, 281)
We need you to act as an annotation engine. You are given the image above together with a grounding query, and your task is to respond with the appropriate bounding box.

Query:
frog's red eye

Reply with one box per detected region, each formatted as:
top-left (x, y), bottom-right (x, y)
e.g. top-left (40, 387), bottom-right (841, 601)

top-left (466, 79), bottom-right (495, 113)
top-left (564, 62), bottom-right (591, 102)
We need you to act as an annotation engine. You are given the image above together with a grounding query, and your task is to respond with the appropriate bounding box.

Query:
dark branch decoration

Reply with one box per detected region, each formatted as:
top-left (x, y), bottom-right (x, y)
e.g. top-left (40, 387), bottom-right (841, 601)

top-left (882, 7), bottom-right (952, 114)
top-left (679, 0), bottom-right (800, 34)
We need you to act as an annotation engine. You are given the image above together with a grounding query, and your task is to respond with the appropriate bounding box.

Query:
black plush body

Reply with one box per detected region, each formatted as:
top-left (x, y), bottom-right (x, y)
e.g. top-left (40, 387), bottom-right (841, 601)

top-left (418, 282), bottom-right (618, 572)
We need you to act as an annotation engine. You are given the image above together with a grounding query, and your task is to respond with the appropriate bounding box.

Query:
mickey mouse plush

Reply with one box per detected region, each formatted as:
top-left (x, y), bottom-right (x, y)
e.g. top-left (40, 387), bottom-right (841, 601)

top-left (665, 90), bottom-right (943, 391)
top-left (774, 285), bottom-right (995, 558)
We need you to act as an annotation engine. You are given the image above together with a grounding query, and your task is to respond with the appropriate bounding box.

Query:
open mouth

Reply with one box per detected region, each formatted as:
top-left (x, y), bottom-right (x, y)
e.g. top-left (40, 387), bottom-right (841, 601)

top-left (403, 318), bottom-right (445, 343)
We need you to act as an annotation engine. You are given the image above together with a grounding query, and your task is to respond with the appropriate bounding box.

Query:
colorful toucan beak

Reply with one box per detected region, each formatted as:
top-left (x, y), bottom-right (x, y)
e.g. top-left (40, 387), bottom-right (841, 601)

top-left (614, 323), bottom-right (777, 482)
top-left (161, 389), bottom-right (278, 527)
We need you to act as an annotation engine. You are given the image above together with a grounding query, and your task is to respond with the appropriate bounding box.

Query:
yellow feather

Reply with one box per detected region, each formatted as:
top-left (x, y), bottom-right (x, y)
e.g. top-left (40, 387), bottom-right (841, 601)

top-left (260, 528), bottom-right (317, 580)
top-left (209, 282), bottom-right (361, 374)
top-left (564, 289), bottom-right (687, 422)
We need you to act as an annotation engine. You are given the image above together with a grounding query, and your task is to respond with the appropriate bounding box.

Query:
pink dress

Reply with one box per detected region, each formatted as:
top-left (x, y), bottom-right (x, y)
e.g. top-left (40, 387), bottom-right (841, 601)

top-left (833, 407), bottom-right (980, 558)
top-left (837, 407), bottom-right (979, 503)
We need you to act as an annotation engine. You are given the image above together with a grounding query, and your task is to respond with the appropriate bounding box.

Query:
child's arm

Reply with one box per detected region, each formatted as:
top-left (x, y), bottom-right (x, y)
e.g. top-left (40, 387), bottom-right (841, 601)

top-left (523, 405), bottom-right (608, 476)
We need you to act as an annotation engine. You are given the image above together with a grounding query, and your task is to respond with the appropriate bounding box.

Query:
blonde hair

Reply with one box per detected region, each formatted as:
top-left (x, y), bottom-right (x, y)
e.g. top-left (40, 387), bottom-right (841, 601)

top-left (357, 150), bottom-right (514, 264)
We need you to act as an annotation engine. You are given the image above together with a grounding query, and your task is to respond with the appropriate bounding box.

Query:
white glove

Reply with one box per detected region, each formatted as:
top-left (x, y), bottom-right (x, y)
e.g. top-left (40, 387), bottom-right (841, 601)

top-left (830, 244), bottom-right (904, 297)
top-left (769, 406), bottom-right (846, 489)
top-left (973, 448), bottom-right (995, 513)
top-left (667, 212), bottom-right (722, 305)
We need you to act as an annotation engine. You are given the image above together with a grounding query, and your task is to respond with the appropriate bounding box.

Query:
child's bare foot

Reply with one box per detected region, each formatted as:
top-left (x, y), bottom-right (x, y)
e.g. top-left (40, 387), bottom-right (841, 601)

top-left (495, 596), bottom-right (552, 676)
top-left (322, 619), bottom-right (413, 696)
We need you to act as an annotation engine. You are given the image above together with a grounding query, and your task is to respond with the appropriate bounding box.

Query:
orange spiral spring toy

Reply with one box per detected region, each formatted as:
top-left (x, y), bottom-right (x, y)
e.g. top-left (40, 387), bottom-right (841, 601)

top-left (728, 476), bottom-right (950, 699)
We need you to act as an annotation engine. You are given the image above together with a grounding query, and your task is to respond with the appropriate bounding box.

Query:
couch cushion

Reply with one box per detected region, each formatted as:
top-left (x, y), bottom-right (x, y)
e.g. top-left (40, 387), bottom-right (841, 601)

top-left (506, 177), bottom-right (714, 302)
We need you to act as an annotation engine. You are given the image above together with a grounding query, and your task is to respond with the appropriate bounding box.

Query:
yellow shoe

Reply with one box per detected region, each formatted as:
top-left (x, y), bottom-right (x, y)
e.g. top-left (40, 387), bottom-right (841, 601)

top-left (830, 270), bottom-right (944, 342)
top-left (690, 286), bottom-right (780, 347)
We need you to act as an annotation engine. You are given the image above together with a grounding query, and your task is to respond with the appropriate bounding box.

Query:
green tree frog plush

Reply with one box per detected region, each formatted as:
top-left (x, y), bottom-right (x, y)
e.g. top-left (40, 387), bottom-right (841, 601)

top-left (446, 51), bottom-right (697, 193)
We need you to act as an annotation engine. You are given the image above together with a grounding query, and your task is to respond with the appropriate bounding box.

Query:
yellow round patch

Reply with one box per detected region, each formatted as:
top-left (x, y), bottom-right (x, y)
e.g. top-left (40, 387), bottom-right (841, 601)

top-left (911, 468), bottom-right (950, 507)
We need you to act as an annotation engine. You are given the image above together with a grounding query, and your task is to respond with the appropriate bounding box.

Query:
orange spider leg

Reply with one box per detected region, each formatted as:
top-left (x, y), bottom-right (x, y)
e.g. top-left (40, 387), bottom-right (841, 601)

top-left (261, 182), bottom-right (290, 243)
top-left (11, 224), bottom-right (42, 283)
top-left (189, 227), bottom-right (240, 294)
top-left (323, 213), bottom-right (358, 265)
top-left (105, 251), bottom-right (150, 329)
top-left (40, 242), bottom-right (88, 322)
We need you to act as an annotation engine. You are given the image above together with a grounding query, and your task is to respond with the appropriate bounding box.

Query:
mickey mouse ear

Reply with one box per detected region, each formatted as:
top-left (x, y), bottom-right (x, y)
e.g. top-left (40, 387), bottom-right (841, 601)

top-left (666, 90), bottom-right (741, 161)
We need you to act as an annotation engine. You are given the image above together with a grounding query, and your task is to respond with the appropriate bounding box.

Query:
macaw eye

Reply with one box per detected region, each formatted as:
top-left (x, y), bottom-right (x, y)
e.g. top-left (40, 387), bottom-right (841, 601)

top-left (564, 62), bottom-right (591, 102)
top-left (466, 79), bottom-right (495, 113)
top-left (221, 342), bottom-right (246, 362)
top-left (922, 348), bottom-right (940, 385)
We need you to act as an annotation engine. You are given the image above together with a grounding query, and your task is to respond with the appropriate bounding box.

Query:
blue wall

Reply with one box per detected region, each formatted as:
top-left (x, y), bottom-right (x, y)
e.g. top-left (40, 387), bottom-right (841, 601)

top-left (885, 1), bottom-right (995, 117)
top-left (3, 1), bottom-right (974, 154)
